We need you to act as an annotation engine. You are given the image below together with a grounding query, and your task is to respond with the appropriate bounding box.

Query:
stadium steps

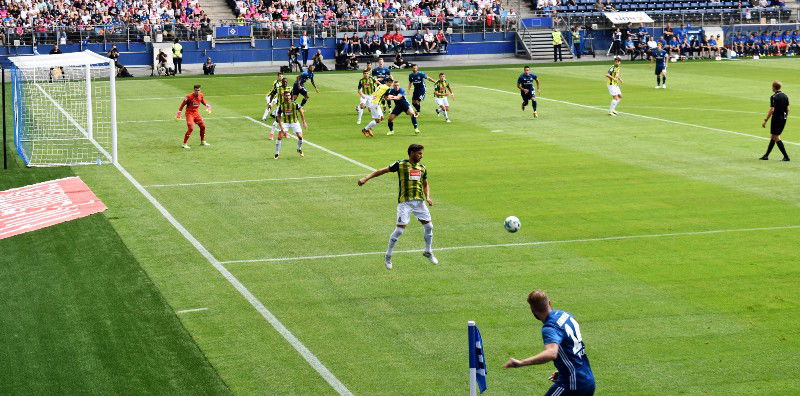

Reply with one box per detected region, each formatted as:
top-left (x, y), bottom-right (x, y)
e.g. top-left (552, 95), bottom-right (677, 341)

top-left (200, 0), bottom-right (237, 24)
top-left (516, 29), bottom-right (575, 61)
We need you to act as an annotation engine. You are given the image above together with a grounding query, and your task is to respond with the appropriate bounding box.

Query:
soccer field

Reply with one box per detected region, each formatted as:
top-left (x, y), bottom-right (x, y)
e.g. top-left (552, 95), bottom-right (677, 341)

top-left (3, 58), bottom-right (800, 394)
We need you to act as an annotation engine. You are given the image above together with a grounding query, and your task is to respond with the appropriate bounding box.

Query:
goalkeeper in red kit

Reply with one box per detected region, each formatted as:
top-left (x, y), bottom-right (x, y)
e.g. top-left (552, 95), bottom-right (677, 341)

top-left (176, 84), bottom-right (212, 149)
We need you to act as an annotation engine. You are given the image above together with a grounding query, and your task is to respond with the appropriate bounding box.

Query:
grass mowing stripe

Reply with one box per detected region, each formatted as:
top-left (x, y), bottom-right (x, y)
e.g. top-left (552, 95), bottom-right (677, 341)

top-left (111, 160), bottom-right (354, 396)
top-left (244, 116), bottom-right (377, 171)
top-left (219, 224), bottom-right (800, 264)
top-left (464, 85), bottom-right (800, 146)
top-left (144, 173), bottom-right (363, 188)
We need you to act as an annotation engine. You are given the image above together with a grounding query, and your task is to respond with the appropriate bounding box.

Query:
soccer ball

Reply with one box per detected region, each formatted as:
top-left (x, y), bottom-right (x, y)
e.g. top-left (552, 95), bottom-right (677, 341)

top-left (503, 216), bottom-right (521, 233)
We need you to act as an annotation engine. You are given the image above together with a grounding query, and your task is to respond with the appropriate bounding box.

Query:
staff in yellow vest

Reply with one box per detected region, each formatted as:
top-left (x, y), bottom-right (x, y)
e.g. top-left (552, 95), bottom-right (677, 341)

top-left (552, 28), bottom-right (563, 62)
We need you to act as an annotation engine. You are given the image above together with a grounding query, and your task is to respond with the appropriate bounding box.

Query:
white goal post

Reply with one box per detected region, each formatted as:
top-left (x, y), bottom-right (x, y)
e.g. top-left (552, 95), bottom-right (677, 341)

top-left (9, 50), bottom-right (117, 167)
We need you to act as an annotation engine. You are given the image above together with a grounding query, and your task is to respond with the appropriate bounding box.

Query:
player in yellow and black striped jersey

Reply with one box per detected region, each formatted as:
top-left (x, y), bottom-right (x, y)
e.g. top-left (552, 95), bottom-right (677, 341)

top-left (267, 77), bottom-right (292, 140)
top-left (356, 70), bottom-right (380, 125)
top-left (605, 56), bottom-right (623, 116)
top-left (357, 144), bottom-right (438, 270)
top-left (274, 91), bottom-right (308, 159)
top-left (360, 78), bottom-right (394, 137)
top-left (432, 73), bottom-right (454, 123)
top-left (261, 71), bottom-right (284, 121)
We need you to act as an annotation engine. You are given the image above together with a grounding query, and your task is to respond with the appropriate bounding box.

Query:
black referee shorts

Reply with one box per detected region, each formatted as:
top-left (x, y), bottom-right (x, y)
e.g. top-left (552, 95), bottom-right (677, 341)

top-left (771, 118), bottom-right (786, 136)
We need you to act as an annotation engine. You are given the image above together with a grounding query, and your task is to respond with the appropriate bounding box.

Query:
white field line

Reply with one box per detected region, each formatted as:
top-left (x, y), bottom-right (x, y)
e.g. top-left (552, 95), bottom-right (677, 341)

top-left (220, 225), bottom-right (800, 265)
top-left (33, 83), bottom-right (115, 160)
top-left (145, 174), bottom-right (363, 188)
top-left (119, 116), bottom-right (243, 123)
top-left (35, 80), bottom-right (351, 393)
top-left (176, 307), bottom-right (209, 314)
top-left (463, 86), bottom-right (800, 147)
top-left (244, 116), bottom-right (376, 171)
top-left (112, 161), bottom-right (352, 395)
top-left (120, 91), bottom-right (354, 101)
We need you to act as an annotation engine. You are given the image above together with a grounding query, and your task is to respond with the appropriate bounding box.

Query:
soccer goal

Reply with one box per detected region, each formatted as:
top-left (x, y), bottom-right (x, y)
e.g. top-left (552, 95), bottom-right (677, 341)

top-left (9, 50), bottom-right (117, 167)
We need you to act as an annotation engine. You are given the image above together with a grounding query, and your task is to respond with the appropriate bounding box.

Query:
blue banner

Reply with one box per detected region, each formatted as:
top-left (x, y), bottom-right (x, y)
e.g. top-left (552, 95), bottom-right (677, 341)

top-left (521, 17), bottom-right (553, 28)
top-left (468, 323), bottom-right (487, 393)
top-left (216, 26), bottom-right (251, 38)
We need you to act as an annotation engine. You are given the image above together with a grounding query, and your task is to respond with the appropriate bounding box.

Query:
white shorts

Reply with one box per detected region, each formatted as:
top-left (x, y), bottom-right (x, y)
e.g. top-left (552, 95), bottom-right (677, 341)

top-left (280, 122), bottom-right (303, 134)
top-left (368, 103), bottom-right (384, 119)
top-left (434, 97), bottom-right (449, 107)
top-left (396, 200), bottom-right (431, 225)
top-left (607, 85), bottom-right (622, 96)
top-left (360, 94), bottom-right (374, 106)
top-left (271, 105), bottom-right (280, 117)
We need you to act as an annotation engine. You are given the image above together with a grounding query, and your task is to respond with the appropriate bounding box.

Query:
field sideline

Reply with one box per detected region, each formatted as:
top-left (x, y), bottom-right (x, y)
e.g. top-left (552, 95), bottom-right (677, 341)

top-left (2, 58), bottom-right (800, 394)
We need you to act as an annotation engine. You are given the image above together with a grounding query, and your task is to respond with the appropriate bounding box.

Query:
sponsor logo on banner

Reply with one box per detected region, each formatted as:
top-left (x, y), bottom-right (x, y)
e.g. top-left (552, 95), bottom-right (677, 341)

top-left (0, 177), bottom-right (107, 240)
top-left (603, 12), bottom-right (654, 24)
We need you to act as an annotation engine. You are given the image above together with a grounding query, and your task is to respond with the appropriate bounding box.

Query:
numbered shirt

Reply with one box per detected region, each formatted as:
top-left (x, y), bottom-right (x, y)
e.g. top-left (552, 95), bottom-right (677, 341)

top-left (388, 159), bottom-right (427, 203)
top-left (541, 310), bottom-right (595, 391)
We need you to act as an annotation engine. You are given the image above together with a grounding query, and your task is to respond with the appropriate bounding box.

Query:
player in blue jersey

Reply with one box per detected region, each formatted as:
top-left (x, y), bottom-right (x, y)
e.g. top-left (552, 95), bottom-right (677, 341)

top-left (385, 79), bottom-right (419, 135)
top-left (291, 65), bottom-right (319, 107)
top-left (504, 290), bottom-right (596, 395)
top-left (652, 42), bottom-right (669, 89)
top-left (517, 66), bottom-right (541, 118)
top-left (372, 58), bottom-right (394, 110)
top-left (407, 64), bottom-right (436, 115)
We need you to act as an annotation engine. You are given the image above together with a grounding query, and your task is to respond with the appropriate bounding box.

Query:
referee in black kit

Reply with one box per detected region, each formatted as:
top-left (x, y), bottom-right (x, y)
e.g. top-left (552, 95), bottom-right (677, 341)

top-left (760, 80), bottom-right (790, 161)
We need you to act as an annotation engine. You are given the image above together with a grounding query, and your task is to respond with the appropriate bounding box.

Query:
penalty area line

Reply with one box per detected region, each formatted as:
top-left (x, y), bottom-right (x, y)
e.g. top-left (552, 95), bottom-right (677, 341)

top-left (112, 163), bottom-right (353, 395)
top-left (243, 116), bottom-right (376, 171)
top-left (463, 86), bottom-right (800, 146)
top-left (219, 225), bottom-right (800, 264)
top-left (144, 174), bottom-right (364, 188)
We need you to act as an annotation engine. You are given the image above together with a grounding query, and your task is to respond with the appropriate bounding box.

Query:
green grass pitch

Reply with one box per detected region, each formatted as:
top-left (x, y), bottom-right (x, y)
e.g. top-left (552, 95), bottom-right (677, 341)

top-left (2, 58), bottom-right (800, 394)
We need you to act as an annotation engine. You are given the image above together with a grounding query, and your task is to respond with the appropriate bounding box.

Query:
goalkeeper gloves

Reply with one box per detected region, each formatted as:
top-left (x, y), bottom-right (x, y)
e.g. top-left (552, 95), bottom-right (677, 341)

top-left (175, 111), bottom-right (182, 120)
top-left (205, 105), bottom-right (212, 114)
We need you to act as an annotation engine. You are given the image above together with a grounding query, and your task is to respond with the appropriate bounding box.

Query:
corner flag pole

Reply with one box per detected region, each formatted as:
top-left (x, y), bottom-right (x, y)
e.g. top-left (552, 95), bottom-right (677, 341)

top-left (468, 321), bottom-right (477, 396)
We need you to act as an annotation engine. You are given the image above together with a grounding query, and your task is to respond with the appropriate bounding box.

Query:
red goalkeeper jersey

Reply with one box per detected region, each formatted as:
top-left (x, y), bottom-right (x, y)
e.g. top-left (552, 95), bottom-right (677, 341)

top-left (180, 93), bottom-right (207, 114)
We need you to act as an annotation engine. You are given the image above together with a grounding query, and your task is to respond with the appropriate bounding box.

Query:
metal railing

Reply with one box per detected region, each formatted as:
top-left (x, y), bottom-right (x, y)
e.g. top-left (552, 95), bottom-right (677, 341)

top-left (1, 23), bottom-right (213, 46)
top-left (552, 7), bottom-right (793, 29)
top-left (0, 8), bottom-right (793, 47)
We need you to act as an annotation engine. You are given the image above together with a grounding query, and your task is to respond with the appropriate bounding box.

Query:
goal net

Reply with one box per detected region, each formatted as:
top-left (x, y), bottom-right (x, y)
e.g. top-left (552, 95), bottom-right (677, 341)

top-left (9, 50), bottom-right (117, 167)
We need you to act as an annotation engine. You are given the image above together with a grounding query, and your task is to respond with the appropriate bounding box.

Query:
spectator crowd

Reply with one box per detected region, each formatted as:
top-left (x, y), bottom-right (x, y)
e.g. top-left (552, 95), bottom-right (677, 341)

top-left (230, 0), bottom-right (516, 34)
top-left (0, 0), bottom-right (213, 43)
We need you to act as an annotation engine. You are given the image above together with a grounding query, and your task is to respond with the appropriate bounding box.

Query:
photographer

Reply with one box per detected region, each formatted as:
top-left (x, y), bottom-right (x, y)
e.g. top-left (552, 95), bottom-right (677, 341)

top-left (203, 57), bottom-right (216, 75)
top-left (288, 45), bottom-right (301, 72)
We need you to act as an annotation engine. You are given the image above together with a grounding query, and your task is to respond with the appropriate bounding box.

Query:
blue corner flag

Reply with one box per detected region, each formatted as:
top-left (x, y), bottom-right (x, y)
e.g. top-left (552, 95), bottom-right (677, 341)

top-left (468, 321), bottom-right (487, 394)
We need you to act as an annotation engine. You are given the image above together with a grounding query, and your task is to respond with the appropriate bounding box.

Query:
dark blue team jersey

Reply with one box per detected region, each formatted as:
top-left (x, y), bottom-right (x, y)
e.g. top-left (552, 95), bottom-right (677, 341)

top-left (298, 71), bottom-right (313, 85)
top-left (387, 87), bottom-right (410, 105)
top-left (654, 49), bottom-right (667, 67)
top-left (372, 66), bottom-right (392, 81)
top-left (517, 73), bottom-right (538, 90)
top-left (408, 71), bottom-right (428, 91)
top-left (542, 310), bottom-right (595, 391)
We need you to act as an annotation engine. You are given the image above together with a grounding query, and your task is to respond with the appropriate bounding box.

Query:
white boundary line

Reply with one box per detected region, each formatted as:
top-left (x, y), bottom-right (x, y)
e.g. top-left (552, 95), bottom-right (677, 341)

top-left (244, 116), bottom-right (377, 171)
top-left (113, 161), bottom-right (353, 395)
top-left (220, 225), bottom-right (800, 265)
top-left (463, 86), bottom-right (800, 146)
top-left (176, 307), bottom-right (209, 314)
top-left (120, 116), bottom-right (243, 123)
top-left (145, 174), bottom-right (363, 188)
